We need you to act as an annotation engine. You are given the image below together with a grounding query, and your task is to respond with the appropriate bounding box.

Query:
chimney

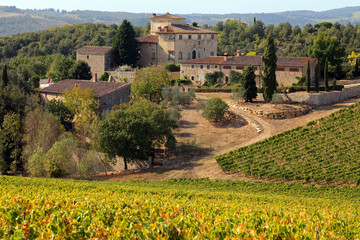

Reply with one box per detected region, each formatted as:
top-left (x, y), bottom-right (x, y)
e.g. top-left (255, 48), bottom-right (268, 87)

top-left (164, 26), bottom-right (168, 32)
top-left (158, 26), bottom-right (161, 31)
top-left (224, 53), bottom-right (228, 61)
top-left (236, 50), bottom-right (241, 57)
top-left (152, 13), bottom-right (156, 17)
top-left (92, 73), bottom-right (98, 82)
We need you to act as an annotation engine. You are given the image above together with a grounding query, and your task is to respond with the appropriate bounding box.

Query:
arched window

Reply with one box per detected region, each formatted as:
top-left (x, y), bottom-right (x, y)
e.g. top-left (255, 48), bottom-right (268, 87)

top-left (192, 50), bottom-right (196, 59)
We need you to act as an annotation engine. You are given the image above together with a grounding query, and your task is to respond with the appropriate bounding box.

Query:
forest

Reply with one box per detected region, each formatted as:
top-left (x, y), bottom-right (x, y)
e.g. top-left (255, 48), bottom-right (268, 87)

top-left (0, 19), bottom-right (359, 63)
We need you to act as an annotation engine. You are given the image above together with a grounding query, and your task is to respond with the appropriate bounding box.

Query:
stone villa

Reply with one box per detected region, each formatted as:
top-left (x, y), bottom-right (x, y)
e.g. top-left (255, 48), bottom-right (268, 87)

top-left (136, 13), bottom-right (218, 67)
top-left (181, 52), bottom-right (316, 86)
top-left (39, 77), bottom-right (131, 111)
top-left (75, 13), bottom-right (316, 87)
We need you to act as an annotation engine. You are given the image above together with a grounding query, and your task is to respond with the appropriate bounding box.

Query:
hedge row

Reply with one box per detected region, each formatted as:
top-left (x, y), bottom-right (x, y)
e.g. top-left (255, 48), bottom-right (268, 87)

top-left (194, 85), bottom-right (344, 93)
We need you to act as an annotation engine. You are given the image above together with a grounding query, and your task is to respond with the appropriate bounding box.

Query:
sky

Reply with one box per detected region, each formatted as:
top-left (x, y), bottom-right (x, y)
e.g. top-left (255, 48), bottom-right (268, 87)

top-left (0, 0), bottom-right (359, 14)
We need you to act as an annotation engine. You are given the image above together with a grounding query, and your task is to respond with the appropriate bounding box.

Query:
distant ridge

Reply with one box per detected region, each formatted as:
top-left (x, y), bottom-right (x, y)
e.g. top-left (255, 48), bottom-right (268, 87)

top-left (1, 5), bottom-right (360, 37)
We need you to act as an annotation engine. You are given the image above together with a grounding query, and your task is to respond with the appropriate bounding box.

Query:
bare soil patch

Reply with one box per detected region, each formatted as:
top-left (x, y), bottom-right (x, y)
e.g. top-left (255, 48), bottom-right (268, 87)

top-left (99, 93), bottom-right (360, 182)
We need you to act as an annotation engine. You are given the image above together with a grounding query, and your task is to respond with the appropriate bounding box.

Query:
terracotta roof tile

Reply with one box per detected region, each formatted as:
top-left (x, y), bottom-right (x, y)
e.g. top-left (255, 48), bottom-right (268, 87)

top-left (76, 46), bottom-right (114, 54)
top-left (183, 56), bottom-right (315, 67)
top-left (157, 24), bottom-right (218, 34)
top-left (150, 13), bottom-right (186, 20)
top-left (39, 79), bottom-right (130, 98)
top-left (136, 34), bottom-right (158, 43)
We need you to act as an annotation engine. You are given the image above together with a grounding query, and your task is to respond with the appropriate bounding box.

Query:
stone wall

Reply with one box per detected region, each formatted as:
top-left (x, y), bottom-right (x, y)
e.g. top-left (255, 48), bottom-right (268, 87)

top-left (108, 70), bottom-right (136, 83)
top-left (98, 83), bottom-right (131, 110)
top-left (138, 42), bottom-right (158, 67)
top-left (181, 62), bottom-right (315, 87)
top-left (151, 33), bottom-right (217, 66)
top-left (76, 51), bottom-right (117, 78)
top-left (77, 52), bottom-right (105, 77)
top-left (282, 83), bottom-right (360, 105)
top-left (173, 34), bottom-right (217, 63)
top-left (232, 102), bottom-right (313, 119)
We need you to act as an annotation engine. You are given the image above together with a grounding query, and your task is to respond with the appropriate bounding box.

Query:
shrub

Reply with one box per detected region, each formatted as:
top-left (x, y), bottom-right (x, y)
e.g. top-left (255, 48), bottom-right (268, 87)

top-left (164, 63), bottom-right (180, 72)
top-left (99, 72), bottom-right (109, 81)
top-left (205, 71), bottom-right (223, 86)
top-left (202, 98), bottom-right (229, 123)
top-left (229, 70), bottom-right (242, 85)
top-left (162, 85), bottom-right (195, 106)
top-left (346, 71), bottom-right (354, 79)
top-left (270, 94), bottom-right (284, 105)
top-left (231, 87), bottom-right (245, 100)
top-left (169, 78), bottom-right (191, 85)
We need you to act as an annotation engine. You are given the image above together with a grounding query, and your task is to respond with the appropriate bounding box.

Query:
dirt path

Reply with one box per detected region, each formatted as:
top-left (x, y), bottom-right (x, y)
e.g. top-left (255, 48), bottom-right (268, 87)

top-left (101, 94), bottom-right (360, 181)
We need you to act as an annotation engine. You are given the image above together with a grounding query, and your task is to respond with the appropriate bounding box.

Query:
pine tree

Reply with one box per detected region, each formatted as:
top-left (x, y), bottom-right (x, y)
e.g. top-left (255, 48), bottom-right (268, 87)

top-left (315, 60), bottom-right (320, 92)
top-left (262, 36), bottom-right (277, 102)
top-left (2, 65), bottom-right (9, 86)
top-left (324, 58), bottom-right (329, 91)
top-left (112, 19), bottom-right (139, 66)
top-left (306, 60), bottom-right (311, 92)
top-left (242, 65), bottom-right (257, 102)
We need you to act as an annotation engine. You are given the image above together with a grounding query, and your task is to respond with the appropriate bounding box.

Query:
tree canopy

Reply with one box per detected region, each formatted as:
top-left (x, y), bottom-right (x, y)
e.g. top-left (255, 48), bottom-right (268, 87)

top-left (98, 99), bottom-right (177, 170)
top-left (68, 60), bottom-right (92, 80)
top-left (131, 66), bottom-right (170, 103)
top-left (309, 33), bottom-right (345, 67)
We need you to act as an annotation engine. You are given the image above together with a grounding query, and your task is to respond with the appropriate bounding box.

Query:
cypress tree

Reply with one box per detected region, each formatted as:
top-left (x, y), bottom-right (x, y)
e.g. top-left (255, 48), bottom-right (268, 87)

top-left (332, 78), bottom-right (337, 90)
top-left (262, 36), bottom-right (277, 102)
top-left (242, 65), bottom-right (257, 102)
top-left (355, 58), bottom-right (359, 77)
top-left (306, 60), bottom-right (311, 93)
top-left (2, 65), bottom-right (9, 86)
top-left (112, 19), bottom-right (139, 66)
top-left (324, 58), bottom-right (329, 91)
top-left (315, 60), bottom-right (320, 92)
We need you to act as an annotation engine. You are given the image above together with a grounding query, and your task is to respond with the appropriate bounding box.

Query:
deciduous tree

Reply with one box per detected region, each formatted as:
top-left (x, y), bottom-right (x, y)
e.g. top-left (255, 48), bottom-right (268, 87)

top-left (309, 33), bottom-right (345, 69)
top-left (98, 100), bottom-right (177, 170)
top-left (68, 60), bottom-right (92, 80)
top-left (131, 66), bottom-right (170, 103)
top-left (63, 86), bottom-right (99, 148)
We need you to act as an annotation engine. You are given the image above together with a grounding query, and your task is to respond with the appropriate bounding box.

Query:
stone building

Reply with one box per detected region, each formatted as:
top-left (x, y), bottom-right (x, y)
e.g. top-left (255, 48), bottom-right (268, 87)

top-left (76, 46), bottom-right (117, 77)
top-left (136, 13), bottom-right (218, 67)
top-left (39, 78), bottom-right (131, 111)
top-left (180, 52), bottom-right (316, 87)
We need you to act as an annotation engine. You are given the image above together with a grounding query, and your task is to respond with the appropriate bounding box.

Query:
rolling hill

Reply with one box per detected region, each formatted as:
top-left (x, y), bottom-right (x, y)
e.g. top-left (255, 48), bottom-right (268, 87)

top-left (1, 5), bottom-right (360, 37)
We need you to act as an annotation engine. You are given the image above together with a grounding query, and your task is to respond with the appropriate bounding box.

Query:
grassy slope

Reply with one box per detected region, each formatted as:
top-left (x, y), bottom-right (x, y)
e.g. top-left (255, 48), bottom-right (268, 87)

top-left (217, 102), bottom-right (360, 184)
top-left (1, 176), bottom-right (360, 238)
